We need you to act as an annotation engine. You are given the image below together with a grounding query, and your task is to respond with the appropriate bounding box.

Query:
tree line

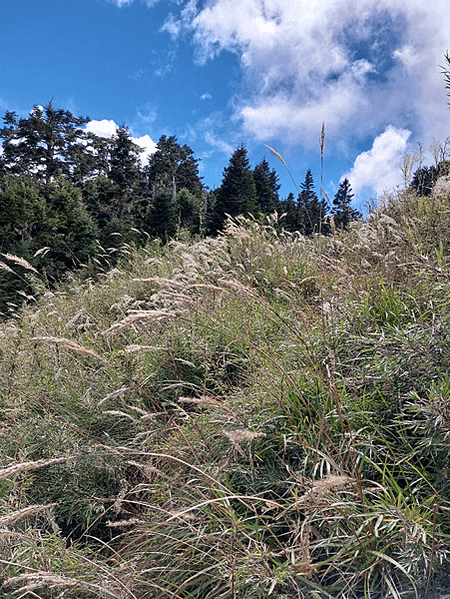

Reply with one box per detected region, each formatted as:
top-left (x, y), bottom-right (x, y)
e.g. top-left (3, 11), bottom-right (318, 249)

top-left (0, 101), bottom-right (360, 315)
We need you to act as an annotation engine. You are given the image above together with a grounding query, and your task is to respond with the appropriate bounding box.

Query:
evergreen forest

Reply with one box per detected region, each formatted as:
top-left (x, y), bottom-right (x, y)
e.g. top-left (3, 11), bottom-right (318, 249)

top-left (0, 102), bottom-right (361, 316)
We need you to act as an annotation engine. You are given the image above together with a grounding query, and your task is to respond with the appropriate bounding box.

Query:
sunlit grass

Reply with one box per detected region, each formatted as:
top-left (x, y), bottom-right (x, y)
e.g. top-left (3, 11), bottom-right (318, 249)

top-left (2, 188), bottom-right (450, 597)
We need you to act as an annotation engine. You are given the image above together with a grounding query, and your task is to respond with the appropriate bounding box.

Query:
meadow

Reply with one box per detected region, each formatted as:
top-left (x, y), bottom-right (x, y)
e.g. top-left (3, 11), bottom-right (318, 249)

top-left (1, 185), bottom-right (450, 598)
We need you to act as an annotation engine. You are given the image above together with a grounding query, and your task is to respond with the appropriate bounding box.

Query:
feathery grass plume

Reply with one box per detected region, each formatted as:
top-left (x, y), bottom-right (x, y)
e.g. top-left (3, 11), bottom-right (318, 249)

top-left (0, 458), bottom-right (69, 480)
top-left (4, 573), bottom-right (128, 599)
top-left (1, 253), bottom-right (39, 274)
top-left (33, 336), bottom-right (112, 367)
top-left (102, 310), bottom-right (177, 335)
top-left (223, 429), bottom-right (265, 443)
top-left (320, 120), bottom-right (325, 192)
top-left (0, 261), bottom-right (15, 274)
top-left (33, 246), bottom-right (51, 258)
top-left (124, 344), bottom-right (168, 353)
top-left (0, 504), bottom-right (56, 526)
top-left (98, 386), bottom-right (130, 406)
top-left (265, 144), bottom-right (300, 194)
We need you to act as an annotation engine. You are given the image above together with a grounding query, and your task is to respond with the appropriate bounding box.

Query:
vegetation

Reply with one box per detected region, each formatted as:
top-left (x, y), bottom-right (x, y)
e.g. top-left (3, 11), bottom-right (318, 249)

top-left (0, 102), bottom-right (363, 315)
top-left (4, 78), bottom-right (450, 595)
top-left (1, 169), bottom-right (450, 597)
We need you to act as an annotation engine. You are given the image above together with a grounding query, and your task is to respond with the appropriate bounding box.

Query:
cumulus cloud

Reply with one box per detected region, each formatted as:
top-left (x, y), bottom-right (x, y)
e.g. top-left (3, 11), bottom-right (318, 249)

top-left (85, 119), bottom-right (118, 138)
top-left (343, 126), bottom-right (411, 197)
top-left (85, 120), bottom-right (157, 166)
top-left (164, 0), bottom-right (450, 150)
top-left (133, 134), bottom-right (157, 164)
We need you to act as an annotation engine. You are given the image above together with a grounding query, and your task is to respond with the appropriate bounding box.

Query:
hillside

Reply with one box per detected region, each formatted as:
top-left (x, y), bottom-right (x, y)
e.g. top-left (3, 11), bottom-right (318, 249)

top-left (1, 186), bottom-right (450, 598)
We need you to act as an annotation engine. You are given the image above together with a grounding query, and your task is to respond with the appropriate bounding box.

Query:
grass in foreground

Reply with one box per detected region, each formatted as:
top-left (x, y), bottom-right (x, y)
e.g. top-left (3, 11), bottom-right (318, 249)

top-left (1, 194), bottom-right (450, 598)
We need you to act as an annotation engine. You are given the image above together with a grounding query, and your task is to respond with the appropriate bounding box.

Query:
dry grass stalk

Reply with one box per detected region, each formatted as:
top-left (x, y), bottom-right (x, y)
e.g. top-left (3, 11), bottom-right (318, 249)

top-left (133, 277), bottom-right (186, 287)
top-left (223, 429), bottom-right (265, 443)
top-left (33, 336), bottom-right (112, 368)
top-left (0, 504), bottom-right (55, 526)
top-left (98, 386), bottom-right (130, 406)
top-left (106, 518), bottom-right (145, 527)
top-left (300, 474), bottom-right (355, 504)
top-left (102, 310), bottom-right (177, 335)
top-left (1, 253), bottom-right (39, 274)
top-left (4, 572), bottom-right (126, 599)
top-left (0, 261), bottom-right (15, 274)
top-left (124, 345), bottom-right (167, 353)
top-left (0, 458), bottom-right (69, 481)
top-left (179, 395), bottom-right (225, 410)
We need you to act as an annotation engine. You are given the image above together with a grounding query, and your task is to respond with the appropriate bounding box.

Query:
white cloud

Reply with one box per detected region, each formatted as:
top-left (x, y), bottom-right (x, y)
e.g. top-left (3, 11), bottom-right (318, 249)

top-left (133, 134), bottom-right (157, 164)
top-left (343, 126), bottom-right (411, 197)
top-left (201, 93), bottom-right (212, 100)
top-left (166, 0), bottom-right (450, 151)
top-left (204, 131), bottom-right (234, 155)
top-left (108, 0), bottom-right (134, 6)
top-left (85, 119), bottom-right (118, 138)
top-left (85, 120), bottom-right (156, 166)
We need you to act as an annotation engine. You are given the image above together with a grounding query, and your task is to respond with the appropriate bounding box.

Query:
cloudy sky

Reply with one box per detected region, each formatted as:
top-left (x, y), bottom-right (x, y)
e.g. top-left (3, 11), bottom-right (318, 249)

top-left (2, 0), bottom-right (450, 208)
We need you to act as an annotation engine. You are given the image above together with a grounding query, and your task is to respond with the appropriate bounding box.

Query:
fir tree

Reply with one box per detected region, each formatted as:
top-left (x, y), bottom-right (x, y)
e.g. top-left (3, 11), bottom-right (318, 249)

top-left (253, 157), bottom-right (280, 215)
top-left (332, 178), bottom-right (361, 229)
top-left (146, 135), bottom-right (202, 201)
top-left (108, 124), bottom-right (144, 219)
top-left (297, 170), bottom-right (329, 236)
top-left (209, 144), bottom-right (257, 234)
top-left (146, 188), bottom-right (177, 243)
top-left (278, 192), bottom-right (297, 232)
top-left (0, 101), bottom-right (91, 184)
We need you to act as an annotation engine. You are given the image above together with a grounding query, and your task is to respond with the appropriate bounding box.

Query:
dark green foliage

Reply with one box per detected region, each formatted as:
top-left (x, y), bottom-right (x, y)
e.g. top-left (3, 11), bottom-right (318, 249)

top-left (253, 156), bottom-right (280, 214)
top-left (297, 169), bottom-right (329, 235)
top-left (332, 178), bottom-right (361, 229)
top-left (146, 188), bottom-right (177, 242)
top-left (410, 161), bottom-right (450, 196)
top-left (277, 192), bottom-right (298, 231)
top-left (175, 187), bottom-right (203, 234)
top-left (0, 101), bottom-right (92, 183)
top-left (81, 175), bottom-right (117, 229)
top-left (108, 125), bottom-right (144, 200)
top-left (209, 144), bottom-right (257, 233)
top-left (41, 179), bottom-right (99, 276)
top-left (146, 135), bottom-right (203, 200)
top-left (411, 164), bottom-right (440, 196)
top-left (0, 176), bottom-right (46, 313)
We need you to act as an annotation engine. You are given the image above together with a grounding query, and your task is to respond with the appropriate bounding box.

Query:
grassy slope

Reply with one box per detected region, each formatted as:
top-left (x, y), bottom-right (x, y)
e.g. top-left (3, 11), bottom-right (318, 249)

top-left (1, 192), bottom-right (450, 598)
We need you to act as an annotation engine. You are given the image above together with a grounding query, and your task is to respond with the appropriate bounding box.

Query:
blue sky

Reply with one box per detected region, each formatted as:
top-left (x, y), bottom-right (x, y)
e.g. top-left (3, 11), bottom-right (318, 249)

top-left (2, 0), bottom-right (450, 209)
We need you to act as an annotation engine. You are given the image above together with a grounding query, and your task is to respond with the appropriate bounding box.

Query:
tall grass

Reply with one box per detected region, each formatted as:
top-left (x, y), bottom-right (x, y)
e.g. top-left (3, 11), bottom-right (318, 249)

top-left (2, 188), bottom-right (450, 597)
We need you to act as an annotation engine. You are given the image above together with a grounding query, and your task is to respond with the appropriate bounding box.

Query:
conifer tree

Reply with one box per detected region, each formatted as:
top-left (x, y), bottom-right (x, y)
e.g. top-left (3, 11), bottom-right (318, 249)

top-left (277, 192), bottom-right (297, 232)
top-left (332, 178), bottom-right (361, 229)
top-left (146, 135), bottom-right (202, 201)
top-left (297, 169), bottom-right (329, 236)
top-left (0, 102), bottom-right (91, 184)
top-left (253, 157), bottom-right (280, 215)
top-left (209, 144), bottom-right (257, 234)
top-left (146, 188), bottom-right (177, 243)
top-left (108, 125), bottom-right (144, 219)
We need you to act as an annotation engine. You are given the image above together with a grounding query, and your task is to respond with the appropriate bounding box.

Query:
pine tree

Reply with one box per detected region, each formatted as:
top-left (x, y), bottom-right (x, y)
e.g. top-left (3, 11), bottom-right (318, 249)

top-left (253, 157), bottom-right (280, 215)
top-left (297, 170), bottom-right (329, 236)
top-left (209, 144), bottom-right (257, 234)
top-left (332, 178), bottom-right (361, 229)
